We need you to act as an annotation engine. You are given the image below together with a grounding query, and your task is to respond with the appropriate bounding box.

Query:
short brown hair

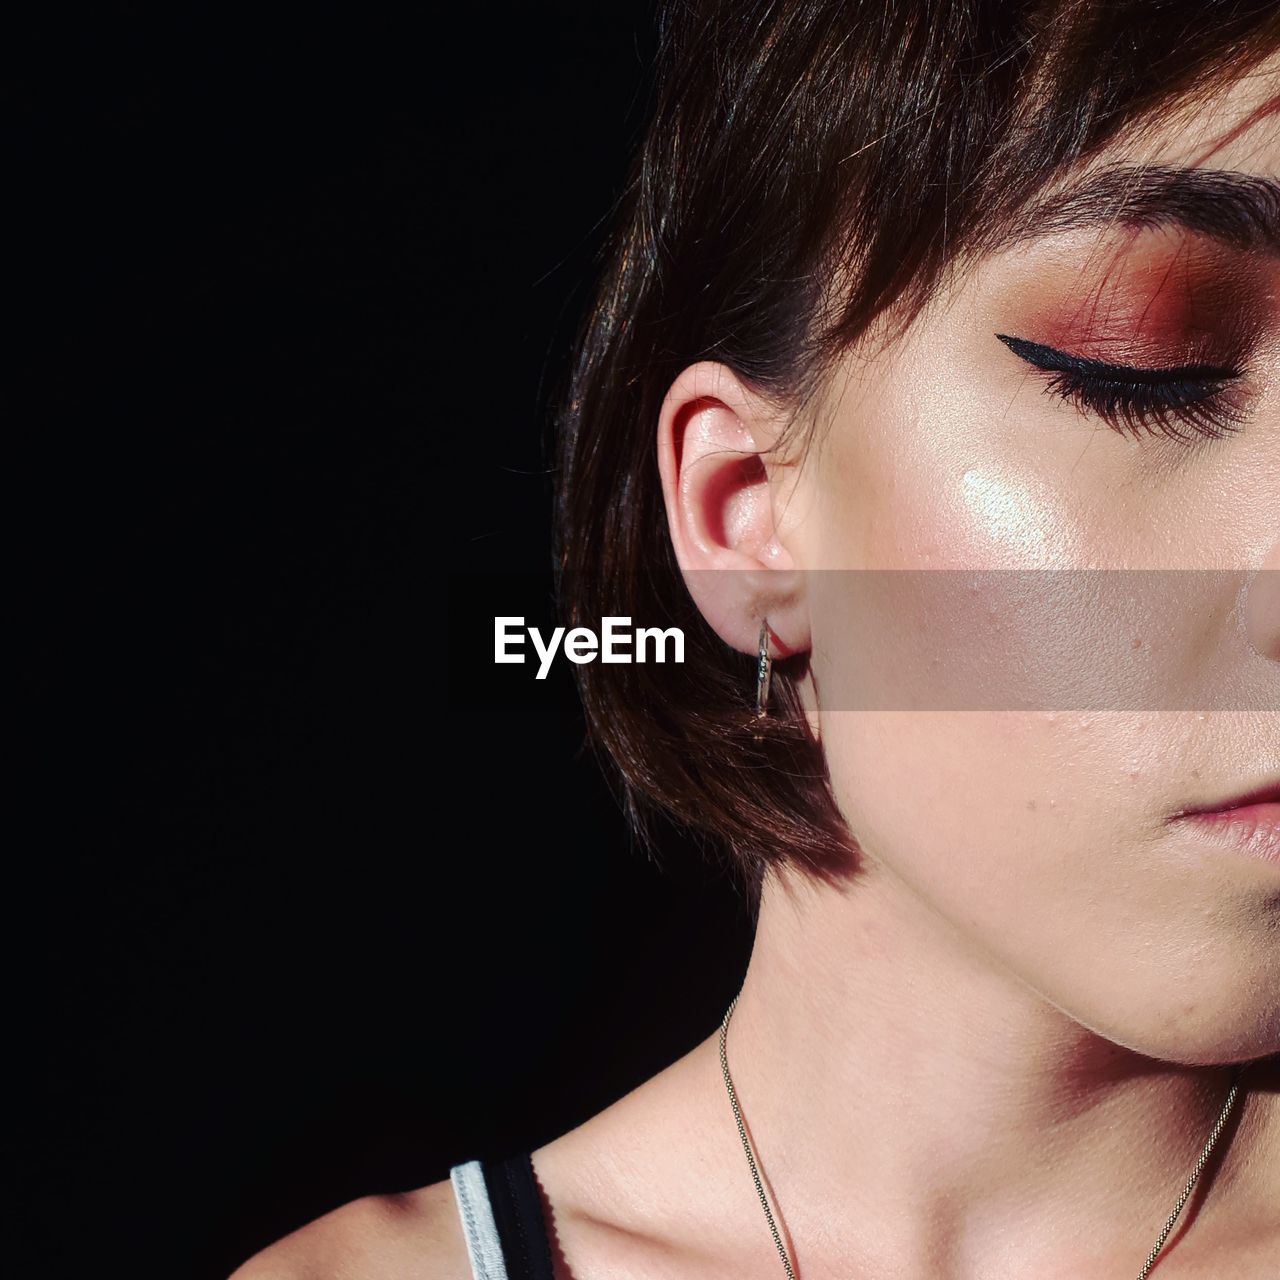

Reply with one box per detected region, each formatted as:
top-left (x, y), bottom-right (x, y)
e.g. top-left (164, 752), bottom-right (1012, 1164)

top-left (550, 0), bottom-right (1280, 909)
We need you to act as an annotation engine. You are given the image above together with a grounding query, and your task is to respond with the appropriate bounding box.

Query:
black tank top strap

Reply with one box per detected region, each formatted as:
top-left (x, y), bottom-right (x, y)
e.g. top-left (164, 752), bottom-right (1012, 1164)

top-left (480, 1150), bottom-right (556, 1280)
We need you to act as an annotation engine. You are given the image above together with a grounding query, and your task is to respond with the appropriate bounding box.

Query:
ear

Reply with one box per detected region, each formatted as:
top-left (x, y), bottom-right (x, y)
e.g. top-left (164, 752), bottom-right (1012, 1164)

top-left (657, 360), bottom-right (810, 658)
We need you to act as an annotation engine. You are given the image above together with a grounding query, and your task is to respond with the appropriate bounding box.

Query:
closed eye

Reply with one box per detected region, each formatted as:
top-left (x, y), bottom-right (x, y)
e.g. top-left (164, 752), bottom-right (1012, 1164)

top-left (994, 332), bottom-right (1246, 444)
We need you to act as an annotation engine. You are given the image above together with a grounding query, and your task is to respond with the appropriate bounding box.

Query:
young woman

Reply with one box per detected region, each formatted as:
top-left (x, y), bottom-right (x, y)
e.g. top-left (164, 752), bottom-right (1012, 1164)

top-left (234, 2), bottom-right (1280, 1276)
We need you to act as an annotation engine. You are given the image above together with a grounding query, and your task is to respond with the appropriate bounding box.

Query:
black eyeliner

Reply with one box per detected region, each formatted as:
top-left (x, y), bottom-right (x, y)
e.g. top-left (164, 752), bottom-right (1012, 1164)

top-left (994, 333), bottom-right (1240, 383)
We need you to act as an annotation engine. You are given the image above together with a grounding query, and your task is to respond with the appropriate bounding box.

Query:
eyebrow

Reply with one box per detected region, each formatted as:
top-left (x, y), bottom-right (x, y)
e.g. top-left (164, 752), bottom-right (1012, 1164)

top-left (1009, 164), bottom-right (1280, 257)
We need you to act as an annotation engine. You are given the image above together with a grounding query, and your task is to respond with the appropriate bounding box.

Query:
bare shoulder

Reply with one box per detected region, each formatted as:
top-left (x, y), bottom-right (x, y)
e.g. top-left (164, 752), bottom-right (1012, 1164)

top-left (226, 1178), bottom-right (472, 1280)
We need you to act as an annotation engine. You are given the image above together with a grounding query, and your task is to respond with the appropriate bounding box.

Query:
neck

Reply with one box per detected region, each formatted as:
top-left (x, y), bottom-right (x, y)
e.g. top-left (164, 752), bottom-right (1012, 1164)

top-left (712, 858), bottom-right (1268, 1276)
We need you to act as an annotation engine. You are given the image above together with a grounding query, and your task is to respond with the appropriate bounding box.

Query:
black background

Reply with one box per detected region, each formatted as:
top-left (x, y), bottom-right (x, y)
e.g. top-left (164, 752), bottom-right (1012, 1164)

top-left (17, 5), bottom-right (755, 1275)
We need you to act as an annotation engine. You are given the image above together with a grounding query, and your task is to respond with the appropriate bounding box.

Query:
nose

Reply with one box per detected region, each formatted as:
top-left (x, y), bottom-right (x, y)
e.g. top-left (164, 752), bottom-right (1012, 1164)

top-left (1243, 536), bottom-right (1280, 663)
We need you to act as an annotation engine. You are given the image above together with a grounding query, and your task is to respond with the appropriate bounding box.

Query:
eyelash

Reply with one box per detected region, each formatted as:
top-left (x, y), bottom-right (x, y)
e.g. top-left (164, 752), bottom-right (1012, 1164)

top-left (994, 333), bottom-right (1247, 444)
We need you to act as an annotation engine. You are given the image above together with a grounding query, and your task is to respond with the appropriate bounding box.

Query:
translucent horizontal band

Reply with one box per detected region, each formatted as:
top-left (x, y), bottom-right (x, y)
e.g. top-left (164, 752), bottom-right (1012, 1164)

top-left (559, 567), bottom-right (1280, 712)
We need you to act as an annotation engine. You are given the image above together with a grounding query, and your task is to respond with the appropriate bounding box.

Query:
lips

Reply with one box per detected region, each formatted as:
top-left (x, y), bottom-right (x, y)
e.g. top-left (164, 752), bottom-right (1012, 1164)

top-left (1168, 779), bottom-right (1280, 866)
top-left (1175, 779), bottom-right (1280, 818)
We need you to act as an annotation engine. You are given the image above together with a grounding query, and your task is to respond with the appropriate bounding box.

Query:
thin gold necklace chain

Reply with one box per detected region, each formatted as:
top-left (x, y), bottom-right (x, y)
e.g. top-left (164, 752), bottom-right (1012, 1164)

top-left (717, 991), bottom-right (1246, 1280)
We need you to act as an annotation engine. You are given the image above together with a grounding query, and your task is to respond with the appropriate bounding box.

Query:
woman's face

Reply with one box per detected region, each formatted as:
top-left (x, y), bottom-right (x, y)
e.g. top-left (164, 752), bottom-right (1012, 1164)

top-left (785, 68), bottom-right (1280, 1063)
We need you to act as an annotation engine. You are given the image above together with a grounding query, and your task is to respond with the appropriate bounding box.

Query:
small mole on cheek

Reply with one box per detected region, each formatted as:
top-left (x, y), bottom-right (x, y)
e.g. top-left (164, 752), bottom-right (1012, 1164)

top-left (1131, 635), bottom-right (1144, 650)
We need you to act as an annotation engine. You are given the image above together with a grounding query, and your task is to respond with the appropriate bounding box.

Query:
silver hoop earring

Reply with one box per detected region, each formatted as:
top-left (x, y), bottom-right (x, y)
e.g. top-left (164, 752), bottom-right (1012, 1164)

top-left (755, 617), bottom-right (773, 719)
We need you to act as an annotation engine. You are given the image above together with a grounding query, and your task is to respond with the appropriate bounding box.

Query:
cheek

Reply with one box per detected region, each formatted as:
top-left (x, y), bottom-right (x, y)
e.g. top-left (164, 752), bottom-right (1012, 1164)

top-left (815, 707), bottom-right (1115, 912)
top-left (811, 707), bottom-right (1157, 1033)
top-left (814, 706), bottom-right (1280, 1059)
top-left (814, 711), bottom-right (1136, 1008)
top-left (802, 365), bottom-right (1266, 728)
top-left (808, 357), bottom-right (1082, 572)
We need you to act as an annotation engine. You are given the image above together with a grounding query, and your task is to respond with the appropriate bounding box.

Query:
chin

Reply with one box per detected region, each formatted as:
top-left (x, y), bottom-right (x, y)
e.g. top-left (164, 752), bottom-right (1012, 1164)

top-left (1022, 934), bottom-right (1278, 1067)
top-left (1084, 988), bottom-right (1280, 1067)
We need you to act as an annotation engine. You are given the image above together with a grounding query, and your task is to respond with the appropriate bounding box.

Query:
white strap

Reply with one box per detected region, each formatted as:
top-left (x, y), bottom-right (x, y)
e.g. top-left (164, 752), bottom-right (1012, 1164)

top-left (450, 1160), bottom-right (510, 1280)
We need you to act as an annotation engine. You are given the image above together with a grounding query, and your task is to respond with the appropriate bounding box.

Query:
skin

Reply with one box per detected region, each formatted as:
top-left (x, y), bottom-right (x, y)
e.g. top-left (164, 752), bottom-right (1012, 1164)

top-left (231, 54), bottom-right (1280, 1280)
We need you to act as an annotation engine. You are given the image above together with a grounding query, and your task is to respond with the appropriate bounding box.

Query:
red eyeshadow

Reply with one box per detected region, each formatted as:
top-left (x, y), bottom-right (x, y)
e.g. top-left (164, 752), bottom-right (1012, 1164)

top-left (1008, 232), bottom-right (1278, 367)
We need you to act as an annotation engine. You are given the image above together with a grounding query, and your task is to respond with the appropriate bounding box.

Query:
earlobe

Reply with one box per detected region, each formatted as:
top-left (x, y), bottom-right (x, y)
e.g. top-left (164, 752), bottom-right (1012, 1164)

top-left (656, 360), bottom-right (810, 658)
